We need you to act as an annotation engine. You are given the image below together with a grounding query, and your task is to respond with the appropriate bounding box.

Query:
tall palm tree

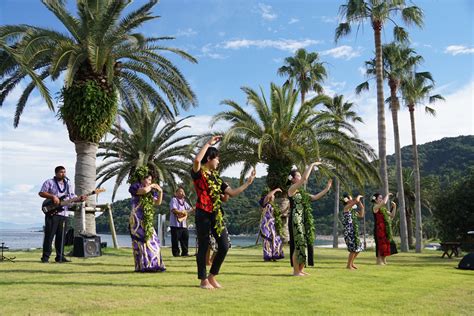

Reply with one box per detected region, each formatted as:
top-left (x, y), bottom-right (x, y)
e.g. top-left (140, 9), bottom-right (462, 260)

top-left (390, 168), bottom-right (434, 247)
top-left (97, 103), bottom-right (195, 201)
top-left (335, 0), bottom-right (424, 198)
top-left (320, 94), bottom-right (364, 248)
top-left (401, 71), bottom-right (444, 252)
top-left (356, 42), bottom-right (423, 252)
top-left (0, 0), bottom-right (197, 234)
top-left (211, 82), bottom-right (378, 240)
top-left (277, 48), bottom-right (327, 105)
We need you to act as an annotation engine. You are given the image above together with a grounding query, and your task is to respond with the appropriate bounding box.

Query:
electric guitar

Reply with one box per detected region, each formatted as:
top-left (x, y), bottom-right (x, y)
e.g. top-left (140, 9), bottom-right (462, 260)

top-left (41, 188), bottom-right (106, 215)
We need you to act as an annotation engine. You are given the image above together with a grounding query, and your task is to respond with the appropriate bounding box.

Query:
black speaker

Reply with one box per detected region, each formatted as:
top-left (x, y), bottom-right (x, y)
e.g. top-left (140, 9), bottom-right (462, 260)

top-left (458, 252), bottom-right (474, 270)
top-left (73, 236), bottom-right (102, 257)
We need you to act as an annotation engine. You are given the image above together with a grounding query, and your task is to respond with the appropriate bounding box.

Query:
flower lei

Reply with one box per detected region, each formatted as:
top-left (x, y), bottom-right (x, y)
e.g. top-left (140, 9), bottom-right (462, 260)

top-left (379, 206), bottom-right (393, 241)
top-left (140, 193), bottom-right (156, 242)
top-left (351, 208), bottom-right (361, 247)
top-left (299, 189), bottom-right (315, 246)
top-left (129, 166), bottom-right (156, 242)
top-left (201, 166), bottom-right (225, 236)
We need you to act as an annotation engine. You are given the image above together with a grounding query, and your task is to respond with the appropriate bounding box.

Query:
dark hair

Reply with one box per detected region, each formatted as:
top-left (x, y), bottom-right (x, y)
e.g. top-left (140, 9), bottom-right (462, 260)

top-left (54, 166), bottom-right (65, 173)
top-left (342, 193), bottom-right (350, 205)
top-left (371, 193), bottom-right (382, 203)
top-left (286, 168), bottom-right (299, 186)
top-left (201, 147), bottom-right (219, 164)
top-left (175, 186), bottom-right (185, 193)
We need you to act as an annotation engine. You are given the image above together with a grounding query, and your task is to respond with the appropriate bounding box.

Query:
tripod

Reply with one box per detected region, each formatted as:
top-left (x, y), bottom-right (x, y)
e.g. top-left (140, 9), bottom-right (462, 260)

top-left (0, 242), bottom-right (15, 262)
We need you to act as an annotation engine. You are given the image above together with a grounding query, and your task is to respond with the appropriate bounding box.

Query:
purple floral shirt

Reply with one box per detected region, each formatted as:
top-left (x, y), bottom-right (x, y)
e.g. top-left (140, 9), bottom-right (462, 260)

top-left (39, 178), bottom-right (77, 216)
top-left (169, 197), bottom-right (190, 228)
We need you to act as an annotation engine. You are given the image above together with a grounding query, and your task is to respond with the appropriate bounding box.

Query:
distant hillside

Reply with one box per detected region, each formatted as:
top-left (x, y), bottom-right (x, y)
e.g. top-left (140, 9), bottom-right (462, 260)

top-left (387, 135), bottom-right (474, 187)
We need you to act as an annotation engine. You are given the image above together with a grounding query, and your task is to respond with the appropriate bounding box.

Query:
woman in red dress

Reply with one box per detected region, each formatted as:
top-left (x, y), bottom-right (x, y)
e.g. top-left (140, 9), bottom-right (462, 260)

top-left (371, 193), bottom-right (397, 265)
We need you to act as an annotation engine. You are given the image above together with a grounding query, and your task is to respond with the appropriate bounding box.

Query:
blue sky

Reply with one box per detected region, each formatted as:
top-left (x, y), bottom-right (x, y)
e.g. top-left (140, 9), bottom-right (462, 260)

top-left (0, 0), bottom-right (473, 225)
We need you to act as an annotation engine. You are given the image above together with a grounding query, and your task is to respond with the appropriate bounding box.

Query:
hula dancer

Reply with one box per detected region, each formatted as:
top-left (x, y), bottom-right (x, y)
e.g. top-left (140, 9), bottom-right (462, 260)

top-left (259, 188), bottom-right (284, 261)
top-left (287, 162), bottom-right (332, 276)
top-left (341, 194), bottom-right (365, 270)
top-left (371, 193), bottom-right (397, 265)
top-left (128, 167), bottom-right (165, 272)
top-left (192, 135), bottom-right (256, 289)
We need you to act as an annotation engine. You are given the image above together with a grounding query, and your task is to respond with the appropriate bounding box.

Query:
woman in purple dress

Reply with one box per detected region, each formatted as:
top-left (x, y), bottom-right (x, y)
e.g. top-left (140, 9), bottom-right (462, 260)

top-left (129, 168), bottom-right (165, 272)
top-left (259, 188), bottom-right (284, 261)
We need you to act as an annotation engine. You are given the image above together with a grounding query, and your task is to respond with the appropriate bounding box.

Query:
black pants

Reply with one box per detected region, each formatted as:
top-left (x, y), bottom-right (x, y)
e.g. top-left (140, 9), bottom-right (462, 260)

top-left (42, 215), bottom-right (67, 261)
top-left (170, 226), bottom-right (189, 256)
top-left (195, 209), bottom-right (229, 280)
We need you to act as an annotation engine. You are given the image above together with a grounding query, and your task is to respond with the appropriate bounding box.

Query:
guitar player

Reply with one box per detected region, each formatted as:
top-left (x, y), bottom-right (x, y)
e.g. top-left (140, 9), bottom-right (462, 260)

top-left (169, 187), bottom-right (195, 257)
top-left (39, 166), bottom-right (86, 263)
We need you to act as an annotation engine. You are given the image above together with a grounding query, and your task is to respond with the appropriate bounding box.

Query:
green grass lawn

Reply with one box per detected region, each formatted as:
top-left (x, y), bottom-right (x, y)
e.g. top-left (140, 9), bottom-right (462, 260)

top-left (0, 246), bottom-right (472, 315)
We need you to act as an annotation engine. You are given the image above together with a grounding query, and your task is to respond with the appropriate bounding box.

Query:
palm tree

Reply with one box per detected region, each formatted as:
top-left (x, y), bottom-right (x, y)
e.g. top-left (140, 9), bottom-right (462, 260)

top-left (401, 72), bottom-right (444, 252)
top-left (356, 43), bottom-right (424, 252)
top-left (211, 82), bottom-right (378, 241)
top-left (0, 0), bottom-right (197, 234)
top-left (320, 94), bottom-right (364, 248)
top-left (277, 48), bottom-right (327, 105)
top-left (390, 168), bottom-right (434, 247)
top-left (97, 103), bottom-right (195, 201)
top-left (335, 0), bottom-right (424, 198)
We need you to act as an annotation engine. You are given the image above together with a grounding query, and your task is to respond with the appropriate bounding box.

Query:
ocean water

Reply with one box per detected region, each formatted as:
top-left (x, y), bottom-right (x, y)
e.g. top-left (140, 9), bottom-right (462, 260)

top-left (0, 229), bottom-right (333, 250)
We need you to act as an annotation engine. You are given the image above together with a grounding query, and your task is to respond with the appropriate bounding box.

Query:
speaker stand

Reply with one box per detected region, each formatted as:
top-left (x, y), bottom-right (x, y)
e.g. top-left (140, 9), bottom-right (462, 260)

top-left (0, 242), bottom-right (15, 263)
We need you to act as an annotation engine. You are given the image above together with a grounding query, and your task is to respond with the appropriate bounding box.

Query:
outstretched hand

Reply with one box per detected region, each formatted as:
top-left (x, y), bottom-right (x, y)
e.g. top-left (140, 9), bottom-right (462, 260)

top-left (208, 135), bottom-right (222, 146)
top-left (246, 168), bottom-right (256, 184)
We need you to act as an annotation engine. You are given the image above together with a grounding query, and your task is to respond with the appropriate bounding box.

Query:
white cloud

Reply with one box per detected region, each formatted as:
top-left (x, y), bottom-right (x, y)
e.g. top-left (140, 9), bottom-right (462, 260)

top-left (175, 28), bottom-right (198, 37)
top-left (257, 3), bottom-right (277, 21)
top-left (358, 66), bottom-right (367, 76)
top-left (351, 81), bottom-right (474, 155)
top-left (288, 18), bottom-right (299, 25)
top-left (321, 45), bottom-right (362, 60)
top-left (320, 15), bottom-right (339, 24)
top-left (220, 38), bottom-right (321, 53)
top-left (199, 43), bottom-right (226, 59)
top-left (444, 45), bottom-right (474, 56)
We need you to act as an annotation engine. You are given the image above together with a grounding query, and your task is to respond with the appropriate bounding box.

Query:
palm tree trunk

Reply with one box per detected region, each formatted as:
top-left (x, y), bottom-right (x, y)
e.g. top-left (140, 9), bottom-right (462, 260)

top-left (372, 22), bottom-right (389, 197)
top-left (332, 177), bottom-right (340, 248)
top-left (409, 106), bottom-right (423, 253)
top-left (406, 206), bottom-right (414, 248)
top-left (389, 85), bottom-right (409, 252)
top-left (74, 141), bottom-right (98, 236)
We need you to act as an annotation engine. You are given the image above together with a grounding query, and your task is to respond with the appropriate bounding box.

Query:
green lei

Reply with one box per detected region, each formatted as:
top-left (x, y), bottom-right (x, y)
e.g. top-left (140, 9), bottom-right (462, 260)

top-left (351, 208), bottom-right (361, 247)
top-left (379, 206), bottom-right (393, 241)
top-left (295, 189), bottom-right (315, 245)
top-left (140, 193), bottom-right (155, 242)
top-left (269, 201), bottom-right (283, 237)
top-left (129, 166), bottom-right (156, 242)
top-left (201, 166), bottom-right (225, 236)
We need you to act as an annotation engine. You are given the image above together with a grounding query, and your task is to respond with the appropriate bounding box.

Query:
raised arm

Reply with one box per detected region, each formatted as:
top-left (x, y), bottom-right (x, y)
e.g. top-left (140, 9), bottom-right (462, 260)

top-left (263, 188), bottom-right (282, 205)
top-left (356, 196), bottom-right (365, 218)
top-left (288, 162), bottom-right (322, 197)
top-left (193, 135), bottom-right (221, 173)
top-left (389, 201), bottom-right (397, 219)
top-left (310, 179), bottom-right (333, 201)
top-left (224, 169), bottom-right (256, 197)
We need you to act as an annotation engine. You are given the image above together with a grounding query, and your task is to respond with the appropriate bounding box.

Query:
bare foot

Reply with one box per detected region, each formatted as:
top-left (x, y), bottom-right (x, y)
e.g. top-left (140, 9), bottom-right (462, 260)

top-left (301, 270), bottom-right (310, 275)
top-left (292, 272), bottom-right (305, 276)
top-left (347, 266), bottom-right (356, 270)
top-left (352, 264), bottom-right (358, 269)
top-left (207, 275), bottom-right (222, 289)
top-left (200, 279), bottom-right (215, 290)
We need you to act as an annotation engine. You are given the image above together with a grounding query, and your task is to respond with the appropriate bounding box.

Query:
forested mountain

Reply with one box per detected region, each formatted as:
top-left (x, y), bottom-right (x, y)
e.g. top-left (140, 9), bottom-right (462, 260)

top-left (97, 135), bottom-right (473, 235)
